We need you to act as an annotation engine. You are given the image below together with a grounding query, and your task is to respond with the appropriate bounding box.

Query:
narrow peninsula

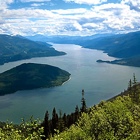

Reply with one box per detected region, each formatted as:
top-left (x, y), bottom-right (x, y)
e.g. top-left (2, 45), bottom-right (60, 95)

top-left (0, 63), bottom-right (71, 95)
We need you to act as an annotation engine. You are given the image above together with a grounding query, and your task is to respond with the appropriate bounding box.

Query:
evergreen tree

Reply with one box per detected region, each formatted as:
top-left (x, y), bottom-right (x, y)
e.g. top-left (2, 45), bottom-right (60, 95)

top-left (52, 108), bottom-right (58, 134)
top-left (58, 110), bottom-right (65, 132)
top-left (81, 89), bottom-right (87, 112)
top-left (43, 110), bottom-right (50, 138)
top-left (62, 113), bottom-right (67, 127)
top-left (75, 105), bottom-right (80, 121)
top-left (132, 73), bottom-right (139, 103)
top-left (128, 79), bottom-right (132, 90)
top-left (130, 74), bottom-right (140, 104)
top-left (132, 73), bottom-right (137, 86)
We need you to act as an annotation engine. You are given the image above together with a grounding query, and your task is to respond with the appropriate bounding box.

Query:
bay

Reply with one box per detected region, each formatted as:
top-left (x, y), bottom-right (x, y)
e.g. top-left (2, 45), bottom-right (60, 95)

top-left (0, 43), bottom-right (140, 123)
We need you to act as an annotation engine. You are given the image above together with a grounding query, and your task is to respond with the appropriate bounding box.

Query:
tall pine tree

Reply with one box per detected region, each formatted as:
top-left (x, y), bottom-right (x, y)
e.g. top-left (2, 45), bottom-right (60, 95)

top-left (81, 89), bottom-right (87, 112)
top-left (52, 108), bottom-right (58, 134)
top-left (43, 110), bottom-right (50, 139)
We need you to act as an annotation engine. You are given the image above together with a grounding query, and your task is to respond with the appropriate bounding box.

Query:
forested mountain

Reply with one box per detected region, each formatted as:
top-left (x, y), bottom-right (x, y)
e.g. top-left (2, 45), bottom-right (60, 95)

top-left (26, 31), bottom-right (140, 59)
top-left (0, 34), bottom-right (65, 65)
top-left (26, 31), bottom-right (140, 67)
top-left (0, 63), bottom-right (70, 95)
top-left (80, 31), bottom-right (140, 67)
top-left (81, 31), bottom-right (140, 58)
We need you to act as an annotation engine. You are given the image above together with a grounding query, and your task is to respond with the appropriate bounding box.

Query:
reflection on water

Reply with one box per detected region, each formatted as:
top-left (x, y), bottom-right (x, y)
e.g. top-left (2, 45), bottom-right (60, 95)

top-left (0, 44), bottom-right (140, 123)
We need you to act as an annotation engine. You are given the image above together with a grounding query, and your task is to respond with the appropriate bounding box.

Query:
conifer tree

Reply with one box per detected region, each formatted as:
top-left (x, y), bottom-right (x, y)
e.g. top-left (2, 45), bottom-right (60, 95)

top-left (133, 73), bottom-right (137, 86)
top-left (81, 89), bottom-right (87, 112)
top-left (75, 105), bottom-right (80, 121)
top-left (131, 73), bottom-right (140, 104)
top-left (58, 110), bottom-right (65, 132)
top-left (62, 113), bottom-right (67, 127)
top-left (128, 79), bottom-right (132, 90)
top-left (52, 108), bottom-right (58, 134)
top-left (43, 110), bottom-right (50, 139)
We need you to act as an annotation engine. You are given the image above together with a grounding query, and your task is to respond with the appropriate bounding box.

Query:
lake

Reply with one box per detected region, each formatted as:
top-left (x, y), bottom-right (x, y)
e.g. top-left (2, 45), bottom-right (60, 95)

top-left (0, 44), bottom-right (140, 123)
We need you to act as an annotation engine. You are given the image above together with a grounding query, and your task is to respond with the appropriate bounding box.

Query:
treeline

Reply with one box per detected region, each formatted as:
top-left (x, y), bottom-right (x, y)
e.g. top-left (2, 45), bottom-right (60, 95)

top-left (42, 89), bottom-right (87, 139)
top-left (51, 74), bottom-right (140, 140)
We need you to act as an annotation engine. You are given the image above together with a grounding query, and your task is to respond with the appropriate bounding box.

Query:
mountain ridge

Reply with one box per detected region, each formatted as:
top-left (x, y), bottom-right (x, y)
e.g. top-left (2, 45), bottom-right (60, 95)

top-left (25, 31), bottom-right (140, 67)
top-left (0, 34), bottom-right (66, 65)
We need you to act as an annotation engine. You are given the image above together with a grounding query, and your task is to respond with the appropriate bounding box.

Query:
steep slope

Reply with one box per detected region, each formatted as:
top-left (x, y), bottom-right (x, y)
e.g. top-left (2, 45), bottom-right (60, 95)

top-left (0, 63), bottom-right (70, 95)
top-left (81, 31), bottom-right (140, 58)
top-left (0, 34), bottom-right (65, 65)
top-left (80, 31), bottom-right (140, 67)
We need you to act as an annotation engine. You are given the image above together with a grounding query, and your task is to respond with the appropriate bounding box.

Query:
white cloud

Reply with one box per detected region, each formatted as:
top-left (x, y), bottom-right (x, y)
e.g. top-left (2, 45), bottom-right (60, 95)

top-left (31, 3), bottom-right (46, 7)
top-left (2, 8), bottom-right (56, 19)
top-left (51, 8), bottom-right (87, 15)
top-left (83, 23), bottom-right (100, 29)
top-left (20, 0), bottom-right (50, 2)
top-left (0, 0), bottom-right (14, 10)
top-left (121, 0), bottom-right (140, 11)
top-left (64, 0), bottom-right (107, 5)
top-left (73, 21), bottom-right (83, 31)
top-left (0, 0), bottom-right (140, 36)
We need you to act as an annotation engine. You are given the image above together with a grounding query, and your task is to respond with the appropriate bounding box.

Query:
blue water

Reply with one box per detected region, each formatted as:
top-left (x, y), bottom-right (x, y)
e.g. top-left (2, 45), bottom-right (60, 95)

top-left (0, 44), bottom-right (140, 123)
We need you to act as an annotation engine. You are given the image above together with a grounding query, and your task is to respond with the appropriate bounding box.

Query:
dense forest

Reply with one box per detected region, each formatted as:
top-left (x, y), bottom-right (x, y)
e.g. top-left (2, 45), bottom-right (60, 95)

top-left (0, 74), bottom-right (140, 139)
top-left (0, 34), bottom-right (65, 65)
top-left (0, 63), bottom-right (70, 95)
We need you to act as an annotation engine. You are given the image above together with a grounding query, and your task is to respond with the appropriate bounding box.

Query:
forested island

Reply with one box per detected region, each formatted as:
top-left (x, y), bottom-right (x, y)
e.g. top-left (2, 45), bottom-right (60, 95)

top-left (0, 63), bottom-right (70, 95)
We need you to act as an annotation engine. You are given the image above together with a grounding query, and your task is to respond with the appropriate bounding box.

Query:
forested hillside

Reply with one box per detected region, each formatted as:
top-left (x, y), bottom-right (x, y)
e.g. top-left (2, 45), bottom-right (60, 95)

top-left (0, 75), bottom-right (140, 140)
top-left (81, 31), bottom-right (140, 67)
top-left (0, 63), bottom-right (70, 95)
top-left (26, 31), bottom-right (140, 67)
top-left (81, 31), bottom-right (140, 58)
top-left (0, 34), bottom-right (65, 65)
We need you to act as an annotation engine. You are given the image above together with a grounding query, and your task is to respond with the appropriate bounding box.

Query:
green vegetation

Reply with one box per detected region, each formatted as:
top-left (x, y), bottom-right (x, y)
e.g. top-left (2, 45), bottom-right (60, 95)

top-left (82, 31), bottom-right (140, 58)
top-left (42, 89), bottom-right (87, 139)
top-left (50, 75), bottom-right (140, 140)
top-left (97, 56), bottom-right (140, 67)
top-left (1, 75), bottom-right (140, 139)
top-left (0, 34), bottom-right (65, 65)
top-left (0, 117), bottom-right (44, 140)
top-left (81, 31), bottom-right (140, 67)
top-left (0, 63), bottom-right (70, 95)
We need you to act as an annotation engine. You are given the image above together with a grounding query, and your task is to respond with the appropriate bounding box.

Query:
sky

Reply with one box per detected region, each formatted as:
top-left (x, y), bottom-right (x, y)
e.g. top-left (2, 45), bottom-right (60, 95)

top-left (0, 0), bottom-right (140, 36)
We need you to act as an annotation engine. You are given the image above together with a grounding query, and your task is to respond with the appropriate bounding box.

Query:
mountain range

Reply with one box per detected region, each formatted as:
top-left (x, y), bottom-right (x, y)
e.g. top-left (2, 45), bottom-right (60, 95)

top-left (26, 33), bottom-right (113, 44)
top-left (80, 31), bottom-right (140, 67)
top-left (0, 30), bottom-right (140, 67)
top-left (26, 31), bottom-right (140, 67)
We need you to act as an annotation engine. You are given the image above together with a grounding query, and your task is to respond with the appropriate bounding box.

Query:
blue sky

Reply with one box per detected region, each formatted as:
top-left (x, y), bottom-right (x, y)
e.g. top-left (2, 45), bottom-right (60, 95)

top-left (0, 0), bottom-right (140, 36)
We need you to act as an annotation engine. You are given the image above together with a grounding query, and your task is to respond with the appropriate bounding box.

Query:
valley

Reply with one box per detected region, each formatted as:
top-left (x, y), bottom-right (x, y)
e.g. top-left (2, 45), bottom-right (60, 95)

top-left (0, 43), bottom-right (140, 123)
top-left (26, 31), bottom-right (140, 67)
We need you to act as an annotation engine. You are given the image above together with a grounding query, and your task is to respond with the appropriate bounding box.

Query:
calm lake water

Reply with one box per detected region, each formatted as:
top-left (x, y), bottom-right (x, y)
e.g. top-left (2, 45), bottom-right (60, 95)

top-left (0, 44), bottom-right (140, 123)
